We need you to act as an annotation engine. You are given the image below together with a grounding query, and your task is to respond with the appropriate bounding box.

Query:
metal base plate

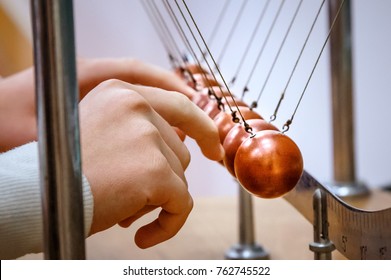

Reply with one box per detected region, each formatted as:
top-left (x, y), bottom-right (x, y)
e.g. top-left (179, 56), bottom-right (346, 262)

top-left (225, 243), bottom-right (270, 260)
top-left (326, 181), bottom-right (369, 198)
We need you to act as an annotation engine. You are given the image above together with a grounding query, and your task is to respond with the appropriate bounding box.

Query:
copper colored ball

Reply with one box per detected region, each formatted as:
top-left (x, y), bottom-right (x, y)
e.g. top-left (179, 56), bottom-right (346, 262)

top-left (185, 64), bottom-right (207, 75)
top-left (222, 97), bottom-right (248, 108)
top-left (194, 87), bottom-right (237, 110)
top-left (214, 107), bottom-right (263, 144)
top-left (187, 80), bottom-right (196, 89)
top-left (200, 86), bottom-right (231, 98)
top-left (193, 73), bottom-right (220, 90)
top-left (213, 112), bottom-right (237, 144)
top-left (174, 67), bottom-right (184, 79)
top-left (192, 86), bottom-right (231, 110)
top-left (234, 130), bottom-right (303, 198)
top-left (236, 106), bottom-right (263, 120)
top-left (174, 67), bottom-right (196, 89)
top-left (203, 100), bottom-right (222, 119)
top-left (203, 97), bottom-right (249, 119)
top-left (223, 119), bottom-right (278, 176)
top-left (191, 92), bottom-right (211, 109)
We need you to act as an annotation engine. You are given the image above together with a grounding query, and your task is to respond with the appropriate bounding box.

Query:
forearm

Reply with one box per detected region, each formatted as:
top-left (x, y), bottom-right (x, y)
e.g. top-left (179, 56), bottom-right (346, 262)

top-left (0, 142), bottom-right (93, 259)
top-left (0, 69), bottom-right (37, 152)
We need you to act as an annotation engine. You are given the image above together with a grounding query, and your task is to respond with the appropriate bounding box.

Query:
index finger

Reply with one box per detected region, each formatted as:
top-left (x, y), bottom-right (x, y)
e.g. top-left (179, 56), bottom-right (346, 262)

top-left (134, 174), bottom-right (193, 249)
top-left (78, 58), bottom-right (197, 99)
top-left (120, 82), bottom-right (224, 161)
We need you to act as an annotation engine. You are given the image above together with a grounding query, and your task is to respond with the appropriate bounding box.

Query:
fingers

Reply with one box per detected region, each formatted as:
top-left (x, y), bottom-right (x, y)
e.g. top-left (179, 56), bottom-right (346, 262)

top-left (118, 142), bottom-right (191, 246)
top-left (118, 206), bottom-right (157, 228)
top-left (150, 110), bottom-right (190, 170)
top-left (123, 58), bottom-right (196, 98)
top-left (119, 155), bottom-right (192, 249)
top-left (173, 127), bottom-right (186, 142)
top-left (119, 82), bottom-right (224, 161)
top-left (78, 58), bottom-right (196, 99)
top-left (135, 209), bottom-right (190, 249)
top-left (134, 175), bottom-right (193, 249)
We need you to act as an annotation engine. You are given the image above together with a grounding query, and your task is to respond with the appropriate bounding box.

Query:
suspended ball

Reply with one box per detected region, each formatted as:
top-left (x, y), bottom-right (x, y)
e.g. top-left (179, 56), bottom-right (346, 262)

top-left (204, 86), bottom-right (231, 99)
top-left (174, 67), bottom-right (196, 89)
top-left (193, 73), bottom-right (220, 90)
top-left (235, 106), bottom-right (263, 120)
top-left (234, 130), bottom-right (303, 198)
top-left (185, 63), bottom-right (208, 75)
top-left (223, 119), bottom-right (278, 176)
top-left (203, 100), bottom-right (224, 119)
top-left (203, 97), bottom-right (250, 119)
top-left (214, 112), bottom-right (236, 143)
top-left (214, 107), bottom-right (263, 144)
top-left (191, 92), bottom-right (210, 109)
top-left (222, 97), bottom-right (248, 108)
top-left (191, 86), bottom-right (232, 109)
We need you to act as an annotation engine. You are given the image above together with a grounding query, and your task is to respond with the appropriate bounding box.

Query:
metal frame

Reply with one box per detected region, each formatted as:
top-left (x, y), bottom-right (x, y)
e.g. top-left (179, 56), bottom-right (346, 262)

top-left (225, 183), bottom-right (269, 260)
top-left (327, 0), bottom-right (368, 197)
top-left (31, 0), bottom-right (85, 259)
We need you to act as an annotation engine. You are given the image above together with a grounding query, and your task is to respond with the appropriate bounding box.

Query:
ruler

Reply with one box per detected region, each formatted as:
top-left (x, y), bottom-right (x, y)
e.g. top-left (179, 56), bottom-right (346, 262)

top-left (284, 170), bottom-right (391, 259)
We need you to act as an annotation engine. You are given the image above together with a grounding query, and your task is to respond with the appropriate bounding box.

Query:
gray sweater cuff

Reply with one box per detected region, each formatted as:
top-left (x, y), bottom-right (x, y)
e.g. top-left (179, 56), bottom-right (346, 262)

top-left (0, 142), bottom-right (93, 259)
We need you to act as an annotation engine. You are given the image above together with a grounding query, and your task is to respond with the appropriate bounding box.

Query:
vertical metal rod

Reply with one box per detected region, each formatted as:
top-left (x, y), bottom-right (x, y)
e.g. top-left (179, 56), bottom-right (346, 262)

top-left (31, 0), bottom-right (86, 259)
top-left (239, 186), bottom-right (255, 245)
top-left (329, 0), bottom-right (354, 183)
top-left (328, 0), bottom-right (367, 197)
top-left (309, 189), bottom-right (335, 260)
top-left (225, 183), bottom-right (269, 260)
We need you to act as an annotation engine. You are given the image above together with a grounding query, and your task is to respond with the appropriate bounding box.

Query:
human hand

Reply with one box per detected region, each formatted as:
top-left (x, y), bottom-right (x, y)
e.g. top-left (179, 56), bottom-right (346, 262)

top-left (79, 79), bottom-right (223, 248)
top-left (0, 58), bottom-right (196, 152)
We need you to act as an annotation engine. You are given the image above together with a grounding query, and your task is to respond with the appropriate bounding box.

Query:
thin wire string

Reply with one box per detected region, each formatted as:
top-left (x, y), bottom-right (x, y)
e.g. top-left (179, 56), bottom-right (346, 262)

top-left (179, 0), bottom-right (252, 131)
top-left (160, 0), bottom-right (198, 67)
top-left (141, 0), bottom-right (177, 67)
top-left (162, 0), bottom-right (219, 96)
top-left (271, 0), bottom-right (326, 123)
top-left (166, 0), bottom-right (231, 103)
top-left (200, 0), bottom-right (232, 63)
top-left (148, 0), bottom-right (199, 86)
top-left (252, 0), bottom-right (304, 111)
top-left (142, 0), bottom-right (184, 67)
top-left (230, 0), bottom-right (271, 86)
top-left (282, 0), bottom-right (346, 133)
top-left (241, 0), bottom-right (286, 100)
top-left (215, 0), bottom-right (249, 69)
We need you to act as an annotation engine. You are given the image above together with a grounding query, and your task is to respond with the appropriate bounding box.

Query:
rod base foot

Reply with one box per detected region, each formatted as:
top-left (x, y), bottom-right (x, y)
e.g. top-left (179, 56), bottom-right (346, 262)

top-left (225, 243), bottom-right (269, 260)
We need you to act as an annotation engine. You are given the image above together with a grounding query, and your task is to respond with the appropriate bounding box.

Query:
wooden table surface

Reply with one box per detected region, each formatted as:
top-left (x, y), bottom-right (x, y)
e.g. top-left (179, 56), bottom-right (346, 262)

top-left (20, 189), bottom-right (391, 260)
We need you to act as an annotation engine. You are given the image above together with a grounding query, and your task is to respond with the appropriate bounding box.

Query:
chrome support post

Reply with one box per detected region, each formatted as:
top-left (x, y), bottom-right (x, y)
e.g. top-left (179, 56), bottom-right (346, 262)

top-left (327, 0), bottom-right (368, 197)
top-left (225, 183), bottom-right (269, 260)
top-left (31, 0), bottom-right (86, 259)
top-left (309, 189), bottom-right (335, 260)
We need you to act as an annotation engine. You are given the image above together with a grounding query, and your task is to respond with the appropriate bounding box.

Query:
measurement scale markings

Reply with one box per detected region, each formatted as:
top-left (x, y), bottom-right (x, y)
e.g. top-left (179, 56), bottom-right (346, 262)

top-left (284, 170), bottom-right (391, 259)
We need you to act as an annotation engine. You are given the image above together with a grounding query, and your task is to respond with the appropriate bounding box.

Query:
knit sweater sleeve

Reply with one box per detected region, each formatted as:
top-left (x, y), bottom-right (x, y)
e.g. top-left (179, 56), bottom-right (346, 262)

top-left (0, 142), bottom-right (93, 259)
